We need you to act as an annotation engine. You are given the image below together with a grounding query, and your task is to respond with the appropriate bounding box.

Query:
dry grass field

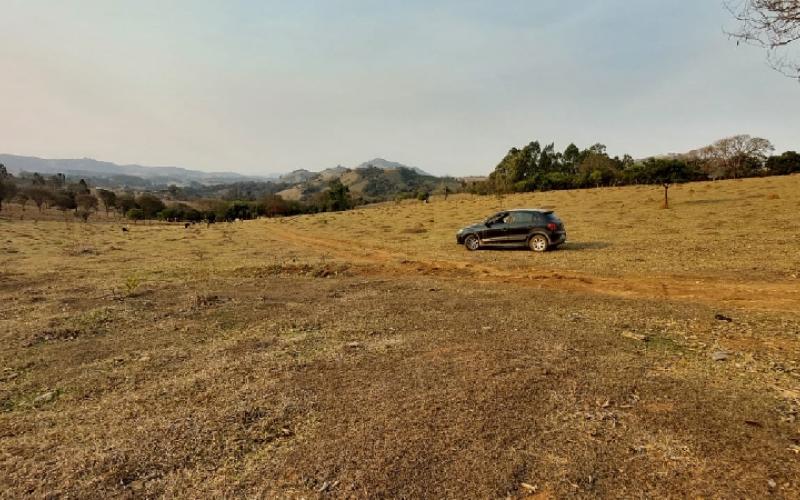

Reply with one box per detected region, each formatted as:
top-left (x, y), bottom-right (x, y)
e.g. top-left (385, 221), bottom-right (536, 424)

top-left (1, 175), bottom-right (799, 498)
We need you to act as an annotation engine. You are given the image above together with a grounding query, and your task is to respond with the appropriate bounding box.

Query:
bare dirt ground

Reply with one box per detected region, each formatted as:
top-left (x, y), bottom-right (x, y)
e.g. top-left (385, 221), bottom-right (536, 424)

top-left (1, 176), bottom-right (799, 498)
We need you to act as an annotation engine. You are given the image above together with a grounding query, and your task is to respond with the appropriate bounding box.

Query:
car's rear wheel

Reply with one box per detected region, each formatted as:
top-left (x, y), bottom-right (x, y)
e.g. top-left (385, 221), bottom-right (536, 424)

top-left (528, 234), bottom-right (549, 252)
top-left (464, 234), bottom-right (480, 251)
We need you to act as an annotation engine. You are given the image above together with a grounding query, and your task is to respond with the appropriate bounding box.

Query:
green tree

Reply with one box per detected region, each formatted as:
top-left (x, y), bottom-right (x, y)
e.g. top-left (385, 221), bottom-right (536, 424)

top-left (326, 179), bottom-right (352, 211)
top-left (259, 194), bottom-right (291, 217)
top-left (641, 158), bottom-right (698, 208)
top-left (562, 143), bottom-right (581, 173)
top-left (76, 179), bottom-right (90, 194)
top-left (49, 173), bottom-right (66, 188)
top-left (578, 152), bottom-right (619, 187)
top-left (766, 151), bottom-right (800, 175)
top-left (31, 173), bottom-right (46, 185)
top-left (116, 194), bottom-right (137, 215)
top-left (25, 186), bottom-right (53, 212)
top-left (126, 208), bottom-right (145, 223)
top-left (15, 191), bottom-right (30, 211)
top-left (75, 193), bottom-right (99, 220)
top-left (0, 177), bottom-right (17, 211)
top-left (224, 201), bottom-right (255, 221)
top-left (52, 190), bottom-right (77, 214)
top-left (135, 194), bottom-right (165, 219)
top-left (96, 189), bottom-right (118, 215)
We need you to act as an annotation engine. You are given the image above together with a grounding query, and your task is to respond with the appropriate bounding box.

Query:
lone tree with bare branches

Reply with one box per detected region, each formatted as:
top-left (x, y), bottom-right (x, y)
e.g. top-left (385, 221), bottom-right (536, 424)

top-left (727, 0), bottom-right (800, 80)
top-left (686, 134), bottom-right (774, 179)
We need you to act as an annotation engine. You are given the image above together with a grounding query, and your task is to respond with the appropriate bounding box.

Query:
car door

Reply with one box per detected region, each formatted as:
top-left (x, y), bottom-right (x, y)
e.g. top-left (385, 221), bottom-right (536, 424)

top-left (506, 212), bottom-right (534, 242)
top-left (480, 212), bottom-right (509, 242)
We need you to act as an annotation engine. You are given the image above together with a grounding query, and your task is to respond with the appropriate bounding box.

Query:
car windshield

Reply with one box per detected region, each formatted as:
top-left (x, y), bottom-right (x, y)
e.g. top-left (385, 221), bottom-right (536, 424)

top-left (486, 212), bottom-right (506, 224)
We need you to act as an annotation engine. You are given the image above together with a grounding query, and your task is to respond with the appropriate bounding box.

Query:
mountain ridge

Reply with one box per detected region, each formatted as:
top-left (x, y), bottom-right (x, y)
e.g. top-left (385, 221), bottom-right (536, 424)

top-left (0, 154), bottom-right (274, 186)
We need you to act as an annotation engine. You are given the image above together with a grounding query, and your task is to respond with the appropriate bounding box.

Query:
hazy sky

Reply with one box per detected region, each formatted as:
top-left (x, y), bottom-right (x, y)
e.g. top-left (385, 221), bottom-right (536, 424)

top-left (1, 0), bottom-right (798, 176)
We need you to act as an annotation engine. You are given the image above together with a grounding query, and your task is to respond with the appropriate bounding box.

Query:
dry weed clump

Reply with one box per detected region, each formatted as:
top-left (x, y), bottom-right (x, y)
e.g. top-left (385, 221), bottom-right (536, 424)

top-left (64, 244), bottom-right (99, 256)
top-left (767, 193), bottom-right (781, 200)
top-left (24, 328), bottom-right (82, 347)
top-left (235, 262), bottom-right (350, 279)
top-left (192, 293), bottom-right (223, 309)
top-left (401, 225), bottom-right (428, 234)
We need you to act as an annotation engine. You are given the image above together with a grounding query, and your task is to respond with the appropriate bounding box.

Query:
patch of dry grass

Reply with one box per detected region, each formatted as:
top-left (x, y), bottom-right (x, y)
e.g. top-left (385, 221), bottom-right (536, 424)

top-left (267, 175), bottom-right (800, 282)
top-left (1, 175), bottom-right (799, 497)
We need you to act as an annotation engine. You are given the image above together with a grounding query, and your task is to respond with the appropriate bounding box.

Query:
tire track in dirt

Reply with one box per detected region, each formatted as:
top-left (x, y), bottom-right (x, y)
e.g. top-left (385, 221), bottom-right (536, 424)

top-left (266, 222), bottom-right (800, 313)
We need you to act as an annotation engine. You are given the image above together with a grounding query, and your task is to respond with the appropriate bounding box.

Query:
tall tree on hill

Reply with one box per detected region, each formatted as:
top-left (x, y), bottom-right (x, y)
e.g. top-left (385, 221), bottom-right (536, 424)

top-left (562, 143), bottom-right (581, 174)
top-left (326, 179), bottom-right (352, 212)
top-left (727, 0), bottom-right (800, 80)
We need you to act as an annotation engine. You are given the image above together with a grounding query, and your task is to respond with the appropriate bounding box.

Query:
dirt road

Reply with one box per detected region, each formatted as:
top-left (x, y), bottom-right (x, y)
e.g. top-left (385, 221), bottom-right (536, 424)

top-left (266, 223), bottom-right (800, 313)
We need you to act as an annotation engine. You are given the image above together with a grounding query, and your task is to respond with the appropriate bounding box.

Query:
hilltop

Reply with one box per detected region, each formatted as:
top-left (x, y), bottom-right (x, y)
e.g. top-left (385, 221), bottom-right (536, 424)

top-left (276, 159), bottom-right (459, 202)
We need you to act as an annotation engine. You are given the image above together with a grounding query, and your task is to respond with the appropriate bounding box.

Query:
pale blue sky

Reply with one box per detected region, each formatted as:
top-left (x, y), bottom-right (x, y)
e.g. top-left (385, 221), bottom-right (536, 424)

top-left (1, 1), bottom-right (797, 176)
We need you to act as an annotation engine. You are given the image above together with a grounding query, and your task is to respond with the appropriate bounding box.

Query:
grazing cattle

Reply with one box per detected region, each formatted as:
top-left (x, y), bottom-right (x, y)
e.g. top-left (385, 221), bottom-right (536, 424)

top-left (184, 222), bottom-right (191, 229)
top-left (121, 227), bottom-right (129, 233)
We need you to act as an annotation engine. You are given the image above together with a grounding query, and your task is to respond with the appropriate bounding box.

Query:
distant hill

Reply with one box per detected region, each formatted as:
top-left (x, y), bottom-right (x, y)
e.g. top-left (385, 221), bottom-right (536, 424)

top-left (0, 153), bottom-right (463, 203)
top-left (355, 158), bottom-right (431, 176)
top-left (0, 154), bottom-right (274, 187)
top-left (278, 169), bottom-right (317, 184)
top-left (277, 159), bottom-right (459, 202)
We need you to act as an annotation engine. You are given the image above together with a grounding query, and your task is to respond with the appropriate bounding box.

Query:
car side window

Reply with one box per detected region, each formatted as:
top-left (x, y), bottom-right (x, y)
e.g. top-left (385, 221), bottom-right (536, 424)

top-left (503, 214), bottom-right (515, 224)
top-left (515, 212), bottom-right (533, 224)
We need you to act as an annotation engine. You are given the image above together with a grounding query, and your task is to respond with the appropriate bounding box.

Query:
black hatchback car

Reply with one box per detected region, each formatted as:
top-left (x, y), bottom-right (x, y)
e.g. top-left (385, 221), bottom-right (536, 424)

top-left (456, 209), bottom-right (566, 252)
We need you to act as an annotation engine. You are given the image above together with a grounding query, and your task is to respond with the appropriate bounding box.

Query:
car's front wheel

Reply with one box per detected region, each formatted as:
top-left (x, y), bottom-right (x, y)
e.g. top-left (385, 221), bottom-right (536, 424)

top-left (464, 234), bottom-right (480, 251)
top-left (528, 234), bottom-right (549, 252)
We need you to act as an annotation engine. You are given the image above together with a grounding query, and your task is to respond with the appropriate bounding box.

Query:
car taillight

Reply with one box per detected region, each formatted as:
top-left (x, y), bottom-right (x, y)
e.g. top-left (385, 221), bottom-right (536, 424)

top-left (547, 223), bottom-right (558, 231)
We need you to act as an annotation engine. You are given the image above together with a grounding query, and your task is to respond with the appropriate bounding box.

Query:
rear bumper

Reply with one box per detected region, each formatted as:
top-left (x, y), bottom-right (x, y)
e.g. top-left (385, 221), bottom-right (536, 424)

top-left (550, 231), bottom-right (567, 246)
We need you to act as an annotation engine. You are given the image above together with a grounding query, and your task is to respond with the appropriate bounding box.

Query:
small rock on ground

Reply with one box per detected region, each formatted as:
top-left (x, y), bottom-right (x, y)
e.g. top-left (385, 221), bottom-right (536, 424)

top-left (621, 331), bottom-right (648, 342)
top-left (711, 351), bottom-right (732, 361)
top-left (33, 391), bottom-right (57, 405)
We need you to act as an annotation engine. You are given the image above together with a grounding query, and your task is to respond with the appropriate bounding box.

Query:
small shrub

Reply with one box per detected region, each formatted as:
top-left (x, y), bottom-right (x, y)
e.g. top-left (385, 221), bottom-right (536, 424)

top-left (124, 275), bottom-right (141, 297)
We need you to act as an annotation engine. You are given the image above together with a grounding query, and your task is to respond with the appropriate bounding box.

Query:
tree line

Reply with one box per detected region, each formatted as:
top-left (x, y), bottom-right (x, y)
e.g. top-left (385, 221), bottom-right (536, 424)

top-left (468, 135), bottom-right (799, 196)
top-left (3, 135), bottom-right (798, 222)
top-left (0, 165), bottom-right (358, 222)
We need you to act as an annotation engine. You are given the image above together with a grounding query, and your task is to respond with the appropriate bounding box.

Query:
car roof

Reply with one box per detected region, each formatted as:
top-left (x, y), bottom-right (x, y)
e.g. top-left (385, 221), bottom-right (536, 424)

top-left (506, 208), bottom-right (554, 213)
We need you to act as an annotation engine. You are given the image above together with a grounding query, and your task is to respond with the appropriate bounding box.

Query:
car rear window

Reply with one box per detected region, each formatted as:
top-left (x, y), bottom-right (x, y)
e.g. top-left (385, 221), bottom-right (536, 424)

top-left (544, 212), bottom-right (561, 222)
